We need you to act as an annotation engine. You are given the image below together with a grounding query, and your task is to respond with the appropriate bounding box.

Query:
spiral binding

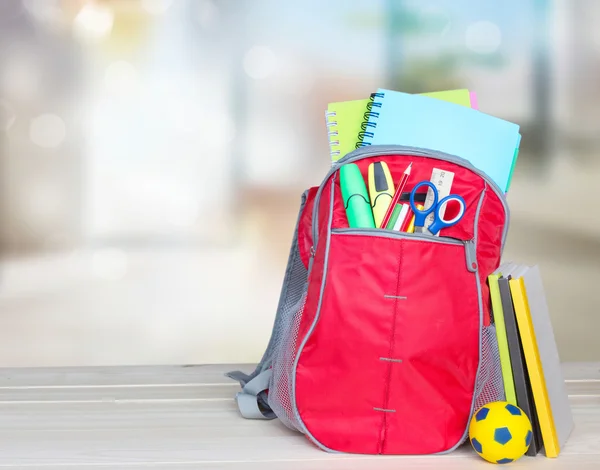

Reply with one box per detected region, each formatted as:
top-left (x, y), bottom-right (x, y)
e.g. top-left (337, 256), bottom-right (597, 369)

top-left (325, 110), bottom-right (340, 161)
top-left (355, 92), bottom-right (384, 149)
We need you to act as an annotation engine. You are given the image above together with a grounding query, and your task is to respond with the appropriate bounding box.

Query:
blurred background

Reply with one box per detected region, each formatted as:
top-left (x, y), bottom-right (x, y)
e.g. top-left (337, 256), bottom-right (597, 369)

top-left (0, 0), bottom-right (598, 367)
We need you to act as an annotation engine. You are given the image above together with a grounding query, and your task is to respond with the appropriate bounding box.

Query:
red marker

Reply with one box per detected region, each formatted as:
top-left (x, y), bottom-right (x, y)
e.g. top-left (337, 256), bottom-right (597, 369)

top-left (381, 162), bottom-right (412, 229)
top-left (400, 205), bottom-right (414, 232)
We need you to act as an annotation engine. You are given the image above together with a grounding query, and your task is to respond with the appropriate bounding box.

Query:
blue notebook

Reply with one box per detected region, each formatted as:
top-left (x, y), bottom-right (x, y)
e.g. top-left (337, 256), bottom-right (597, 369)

top-left (361, 89), bottom-right (521, 192)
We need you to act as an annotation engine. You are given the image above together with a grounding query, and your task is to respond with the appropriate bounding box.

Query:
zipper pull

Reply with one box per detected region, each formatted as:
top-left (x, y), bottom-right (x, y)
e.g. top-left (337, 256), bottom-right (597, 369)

top-left (308, 245), bottom-right (315, 274)
top-left (464, 239), bottom-right (478, 272)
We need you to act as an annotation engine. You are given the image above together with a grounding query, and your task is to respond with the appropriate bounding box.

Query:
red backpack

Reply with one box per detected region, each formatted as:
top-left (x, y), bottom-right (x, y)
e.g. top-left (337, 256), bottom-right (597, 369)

top-left (228, 144), bottom-right (508, 455)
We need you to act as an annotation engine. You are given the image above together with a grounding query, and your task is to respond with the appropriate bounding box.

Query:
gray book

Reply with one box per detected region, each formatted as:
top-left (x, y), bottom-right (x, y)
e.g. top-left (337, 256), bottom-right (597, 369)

top-left (513, 264), bottom-right (574, 455)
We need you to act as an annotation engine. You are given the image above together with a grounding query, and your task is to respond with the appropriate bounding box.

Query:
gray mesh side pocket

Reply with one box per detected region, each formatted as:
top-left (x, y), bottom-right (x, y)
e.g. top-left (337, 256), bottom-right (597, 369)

top-left (267, 283), bottom-right (307, 432)
top-left (262, 190), bottom-right (310, 430)
top-left (264, 188), bottom-right (312, 431)
top-left (473, 324), bottom-right (506, 410)
top-left (457, 322), bottom-right (506, 447)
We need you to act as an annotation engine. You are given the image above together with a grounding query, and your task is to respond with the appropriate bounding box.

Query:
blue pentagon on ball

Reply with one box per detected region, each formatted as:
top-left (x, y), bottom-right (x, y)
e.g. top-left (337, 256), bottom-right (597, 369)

top-left (505, 404), bottom-right (522, 416)
top-left (525, 430), bottom-right (533, 447)
top-left (494, 427), bottom-right (512, 445)
top-left (475, 406), bottom-right (490, 421)
top-left (471, 437), bottom-right (483, 454)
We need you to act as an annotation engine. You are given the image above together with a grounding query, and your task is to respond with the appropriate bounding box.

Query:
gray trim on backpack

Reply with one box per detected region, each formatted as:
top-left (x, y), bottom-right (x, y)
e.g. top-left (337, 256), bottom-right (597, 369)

top-left (289, 147), bottom-right (509, 453)
top-left (290, 172), bottom-right (340, 453)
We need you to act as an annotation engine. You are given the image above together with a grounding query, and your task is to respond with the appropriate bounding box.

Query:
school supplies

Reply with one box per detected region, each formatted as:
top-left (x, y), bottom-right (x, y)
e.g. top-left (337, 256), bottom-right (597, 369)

top-left (405, 204), bottom-right (423, 233)
top-left (386, 203), bottom-right (402, 229)
top-left (392, 196), bottom-right (425, 231)
top-left (368, 162), bottom-right (395, 228)
top-left (509, 265), bottom-right (573, 458)
top-left (325, 89), bottom-right (474, 164)
top-left (339, 163), bottom-right (375, 228)
top-left (391, 204), bottom-right (410, 231)
top-left (400, 205), bottom-right (413, 232)
top-left (488, 265), bottom-right (518, 406)
top-left (325, 98), bottom-right (372, 164)
top-left (380, 162), bottom-right (412, 229)
top-left (360, 89), bottom-right (522, 192)
top-left (423, 168), bottom-right (455, 236)
top-left (409, 181), bottom-right (465, 235)
top-left (498, 269), bottom-right (543, 456)
top-left (399, 192), bottom-right (426, 204)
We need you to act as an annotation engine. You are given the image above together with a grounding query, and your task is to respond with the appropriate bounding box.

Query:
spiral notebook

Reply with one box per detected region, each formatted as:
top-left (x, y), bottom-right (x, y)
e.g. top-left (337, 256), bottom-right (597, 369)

top-left (325, 89), bottom-right (474, 165)
top-left (360, 89), bottom-right (521, 192)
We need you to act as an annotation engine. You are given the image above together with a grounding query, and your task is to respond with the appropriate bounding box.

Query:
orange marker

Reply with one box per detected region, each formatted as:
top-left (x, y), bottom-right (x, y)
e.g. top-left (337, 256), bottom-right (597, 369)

top-left (404, 204), bottom-right (424, 233)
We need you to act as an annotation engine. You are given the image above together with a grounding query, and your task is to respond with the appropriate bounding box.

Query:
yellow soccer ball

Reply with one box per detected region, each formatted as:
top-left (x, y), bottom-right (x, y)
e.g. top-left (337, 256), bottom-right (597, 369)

top-left (469, 401), bottom-right (533, 464)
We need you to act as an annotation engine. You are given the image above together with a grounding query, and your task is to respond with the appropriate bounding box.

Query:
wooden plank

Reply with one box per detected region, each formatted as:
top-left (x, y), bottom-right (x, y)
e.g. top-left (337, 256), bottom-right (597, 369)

top-left (0, 361), bottom-right (589, 384)
top-left (563, 362), bottom-right (600, 381)
top-left (0, 384), bottom-right (237, 403)
top-left (123, 455), bottom-right (600, 470)
top-left (0, 381), bottom-right (594, 404)
top-left (0, 364), bottom-right (595, 402)
top-left (0, 362), bottom-right (593, 386)
top-left (567, 381), bottom-right (600, 397)
top-left (0, 364), bottom-right (254, 387)
top-left (0, 379), bottom-right (594, 405)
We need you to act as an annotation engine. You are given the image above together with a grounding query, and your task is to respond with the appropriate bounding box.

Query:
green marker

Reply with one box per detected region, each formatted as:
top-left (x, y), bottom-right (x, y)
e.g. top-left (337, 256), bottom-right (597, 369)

top-left (339, 163), bottom-right (375, 228)
top-left (386, 203), bottom-right (403, 229)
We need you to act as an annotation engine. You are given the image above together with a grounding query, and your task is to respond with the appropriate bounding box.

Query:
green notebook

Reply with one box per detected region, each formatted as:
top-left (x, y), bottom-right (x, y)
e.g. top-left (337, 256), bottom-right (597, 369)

top-left (488, 263), bottom-right (518, 406)
top-left (325, 89), bottom-right (474, 164)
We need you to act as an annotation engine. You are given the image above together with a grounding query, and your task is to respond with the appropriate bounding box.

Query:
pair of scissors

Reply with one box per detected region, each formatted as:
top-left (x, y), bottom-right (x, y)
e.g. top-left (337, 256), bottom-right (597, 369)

top-left (409, 181), bottom-right (466, 235)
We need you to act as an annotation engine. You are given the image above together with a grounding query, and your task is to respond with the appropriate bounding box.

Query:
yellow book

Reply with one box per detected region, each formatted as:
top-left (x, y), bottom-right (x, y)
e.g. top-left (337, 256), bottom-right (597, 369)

top-left (509, 267), bottom-right (560, 458)
top-left (325, 89), bottom-right (474, 164)
top-left (488, 266), bottom-right (517, 406)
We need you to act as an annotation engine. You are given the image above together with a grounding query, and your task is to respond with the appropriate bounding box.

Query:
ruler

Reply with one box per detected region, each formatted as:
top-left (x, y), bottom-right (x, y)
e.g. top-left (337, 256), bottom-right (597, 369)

top-left (423, 168), bottom-right (455, 236)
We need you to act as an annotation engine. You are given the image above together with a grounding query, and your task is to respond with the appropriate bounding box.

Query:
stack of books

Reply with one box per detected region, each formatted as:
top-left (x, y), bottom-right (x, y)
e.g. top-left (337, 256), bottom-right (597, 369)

top-left (487, 263), bottom-right (574, 457)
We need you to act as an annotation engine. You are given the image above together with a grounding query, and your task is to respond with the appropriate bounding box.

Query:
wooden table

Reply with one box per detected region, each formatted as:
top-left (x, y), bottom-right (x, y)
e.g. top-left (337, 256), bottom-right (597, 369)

top-left (0, 363), bottom-right (597, 469)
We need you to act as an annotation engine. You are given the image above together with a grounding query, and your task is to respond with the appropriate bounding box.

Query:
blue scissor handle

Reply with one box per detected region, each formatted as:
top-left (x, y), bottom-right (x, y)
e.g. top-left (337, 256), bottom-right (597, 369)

top-left (428, 194), bottom-right (466, 235)
top-left (410, 181), bottom-right (437, 228)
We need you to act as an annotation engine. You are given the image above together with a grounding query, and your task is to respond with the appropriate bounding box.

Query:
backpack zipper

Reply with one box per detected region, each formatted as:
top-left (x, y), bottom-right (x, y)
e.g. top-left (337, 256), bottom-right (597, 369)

top-left (311, 145), bottom-right (510, 255)
top-left (308, 245), bottom-right (316, 274)
top-left (332, 228), bottom-right (478, 273)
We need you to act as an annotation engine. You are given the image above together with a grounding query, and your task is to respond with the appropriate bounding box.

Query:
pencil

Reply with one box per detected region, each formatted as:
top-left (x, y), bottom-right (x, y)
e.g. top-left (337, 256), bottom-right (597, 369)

top-left (380, 162), bottom-right (412, 229)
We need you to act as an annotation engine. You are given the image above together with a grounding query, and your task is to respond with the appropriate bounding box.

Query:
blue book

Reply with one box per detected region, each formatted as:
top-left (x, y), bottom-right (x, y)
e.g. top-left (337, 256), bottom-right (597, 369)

top-left (361, 89), bottom-right (521, 192)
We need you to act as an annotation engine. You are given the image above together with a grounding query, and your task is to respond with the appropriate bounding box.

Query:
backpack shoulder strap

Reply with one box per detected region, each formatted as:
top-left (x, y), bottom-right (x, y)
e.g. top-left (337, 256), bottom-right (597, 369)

top-left (226, 369), bottom-right (275, 419)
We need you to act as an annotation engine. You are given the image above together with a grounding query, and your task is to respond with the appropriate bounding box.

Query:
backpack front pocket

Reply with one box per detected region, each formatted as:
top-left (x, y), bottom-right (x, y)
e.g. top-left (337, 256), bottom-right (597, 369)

top-left (294, 229), bottom-right (482, 454)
